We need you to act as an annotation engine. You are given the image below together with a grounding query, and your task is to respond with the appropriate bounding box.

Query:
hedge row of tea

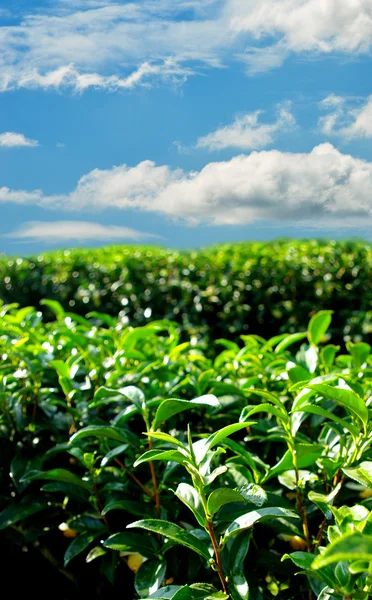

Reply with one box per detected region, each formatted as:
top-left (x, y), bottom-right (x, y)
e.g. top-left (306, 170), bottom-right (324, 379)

top-left (0, 240), bottom-right (371, 345)
top-left (1, 303), bottom-right (372, 600)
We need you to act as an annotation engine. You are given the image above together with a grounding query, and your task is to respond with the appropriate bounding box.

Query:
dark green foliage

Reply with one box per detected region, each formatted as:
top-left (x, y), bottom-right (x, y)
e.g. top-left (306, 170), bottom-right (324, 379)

top-left (0, 240), bottom-right (371, 345)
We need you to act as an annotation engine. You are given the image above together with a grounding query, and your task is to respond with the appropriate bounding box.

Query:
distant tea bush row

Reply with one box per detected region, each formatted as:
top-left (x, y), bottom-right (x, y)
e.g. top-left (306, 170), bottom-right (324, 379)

top-left (0, 240), bottom-right (371, 345)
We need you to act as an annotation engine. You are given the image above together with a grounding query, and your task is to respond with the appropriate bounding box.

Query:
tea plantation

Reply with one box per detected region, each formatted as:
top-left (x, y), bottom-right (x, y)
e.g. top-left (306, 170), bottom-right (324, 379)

top-left (0, 241), bottom-right (372, 600)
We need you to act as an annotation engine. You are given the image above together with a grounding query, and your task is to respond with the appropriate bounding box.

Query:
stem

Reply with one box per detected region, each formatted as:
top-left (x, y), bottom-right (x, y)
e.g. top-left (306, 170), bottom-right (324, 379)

top-left (198, 482), bottom-right (228, 595)
top-left (93, 480), bottom-right (109, 528)
top-left (206, 519), bottom-right (228, 595)
top-left (148, 438), bottom-right (161, 518)
top-left (114, 458), bottom-right (154, 500)
top-left (293, 447), bottom-right (311, 552)
top-left (312, 469), bottom-right (345, 551)
top-left (32, 383), bottom-right (40, 422)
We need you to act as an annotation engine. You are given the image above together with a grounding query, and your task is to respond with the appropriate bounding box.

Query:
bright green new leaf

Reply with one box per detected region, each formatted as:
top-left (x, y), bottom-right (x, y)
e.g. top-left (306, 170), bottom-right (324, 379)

top-left (307, 383), bottom-right (368, 428)
top-left (343, 462), bottom-right (372, 488)
top-left (134, 449), bottom-right (188, 468)
top-left (241, 403), bottom-right (288, 423)
top-left (292, 404), bottom-right (360, 437)
top-left (70, 425), bottom-right (137, 446)
top-left (152, 395), bottom-right (219, 429)
top-left (40, 299), bottom-right (65, 320)
top-left (308, 311), bottom-right (333, 346)
top-left (346, 342), bottom-right (371, 370)
top-left (312, 532), bottom-right (372, 568)
top-left (274, 332), bottom-right (307, 353)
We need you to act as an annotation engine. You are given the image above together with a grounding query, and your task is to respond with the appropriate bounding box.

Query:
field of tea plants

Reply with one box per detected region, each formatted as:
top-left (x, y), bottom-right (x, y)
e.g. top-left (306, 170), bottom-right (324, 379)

top-left (0, 241), bottom-right (372, 600)
top-left (1, 294), bottom-right (372, 600)
top-left (1, 240), bottom-right (371, 345)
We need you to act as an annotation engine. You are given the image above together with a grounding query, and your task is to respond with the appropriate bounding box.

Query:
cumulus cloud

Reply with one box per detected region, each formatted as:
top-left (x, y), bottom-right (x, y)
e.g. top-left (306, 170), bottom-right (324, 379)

top-left (230, 0), bottom-right (372, 67)
top-left (0, 132), bottom-right (39, 147)
top-left (196, 103), bottom-right (295, 150)
top-left (319, 94), bottom-right (372, 139)
top-left (0, 0), bottom-right (371, 92)
top-left (1, 144), bottom-right (372, 227)
top-left (4, 221), bottom-right (163, 242)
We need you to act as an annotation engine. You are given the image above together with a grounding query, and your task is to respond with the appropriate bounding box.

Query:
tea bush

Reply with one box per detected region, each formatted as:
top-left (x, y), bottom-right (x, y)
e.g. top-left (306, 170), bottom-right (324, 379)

top-left (1, 301), bottom-right (372, 600)
top-left (0, 240), bottom-right (371, 345)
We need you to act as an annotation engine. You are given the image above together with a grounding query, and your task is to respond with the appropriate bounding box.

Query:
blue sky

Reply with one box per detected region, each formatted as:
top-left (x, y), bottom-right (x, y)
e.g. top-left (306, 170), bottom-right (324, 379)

top-left (1, 0), bottom-right (372, 254)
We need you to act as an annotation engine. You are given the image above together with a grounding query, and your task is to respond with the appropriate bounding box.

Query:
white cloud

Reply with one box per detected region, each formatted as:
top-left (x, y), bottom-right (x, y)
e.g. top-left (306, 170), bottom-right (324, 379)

top-left (319, 94), bottom-right (372, 139)
top-left (1, 60), bottom-right (192, 93)
top-left (2, 144), bottom-right (372, 227)
top-left (5, 221), bottom-right (163, 242)
top-left (229, 0), bottom-right (372, 70)
top-left (0, 0), bottom-right (371, 93)
top-left (196, 103), bottom-right (295, 150)
top-left (0, 132), bottom-right (39, 147)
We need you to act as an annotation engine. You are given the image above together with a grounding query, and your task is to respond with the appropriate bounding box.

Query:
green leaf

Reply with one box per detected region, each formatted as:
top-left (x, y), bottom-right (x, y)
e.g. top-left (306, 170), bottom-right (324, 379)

top-left (102, 500), bottom-right (154, 518)
top-left (308, 311), bottom-right (333, 346)
top-left (64, 532), bottom-right (97, 566)
top-left (308, 483), bottom-right (342, 518)
top-left (312, 532), bottom-right (372, 568)
top-left (207, 488), bottom-right (245, 517)
top-left (146, 432), bottom-right (186, 450)
top-left (70, 425), bottom-right (137, 446)
top-left (103, 532), bottom-right (157, 557)
top-left (282, 551), bottom-right (314, 570)
top-left (349, 560), bottom-right (370, 574)
top-left (127, 520), bottom-right (211, 560)
top-left (282, 552), bottom-right (336, 589)
top-left (152, 395), bottom-right (219, 429)
top-left (20, 468), bottom-right (92, 491)
top-left (101, 444), bottom-right (129, 467)
top-left (343, 462), bottom-right (372, 488)
top-left (86, 546), bottom-right (107, 563)
top-left (346, 342), bottom-right (371, 370)
top-left (207, 488), bottom-right (244, 516)
top-left (0, 498), bottom-right (47, 530)
top-left (307, 383), bottom-right (368, 428)
top-left (238, 484), bottom-right (268, 507)
top-left (241, 403), bottom-right (288, 423)
top-left (40, 299), bottom-right (65, 320)
top-left (134, 449), bottom-right (188, 468)
top-left (49, 360), bottom-right (70, 378)
top-left (320, 345), bottom-right (340, 367)
top-left (145, 584), bottom-right (226, 599)
top-left (193, 422), bottom-right (253, 465)
top-left (86, 311), bottom-right (117, 327)
top-left (292, 403), bottom-right (360, 437)
top-left (230, 574), bottom-right (249, 600)
top-left (175, 483), bottom-right (206, 527)
top-left (287, 366), bottom-right (312, 384)
top-left (225, 507), bottom-right (299, 538)
top-left (274, 332), bottom-right (307, 353)
top-left (119, 385), bottom-right (146, 413)
top-left (266, 444), bottom-right (324, 481)
top-left (243, 388), bottom-right (285, 410)
top-left (135, 559), bottom-right (167, 598)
